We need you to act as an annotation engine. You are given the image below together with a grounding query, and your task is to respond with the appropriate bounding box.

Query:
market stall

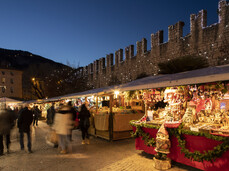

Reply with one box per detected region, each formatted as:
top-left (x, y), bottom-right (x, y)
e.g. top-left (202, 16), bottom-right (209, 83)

top-left (60, 88), bottom-right (144, 140)
top-left (129, 65), bottom-right (229, 171)
top-left (0, 97), bottom-right (23, 110)
top-left (87, 93), bottom-right (145, 140)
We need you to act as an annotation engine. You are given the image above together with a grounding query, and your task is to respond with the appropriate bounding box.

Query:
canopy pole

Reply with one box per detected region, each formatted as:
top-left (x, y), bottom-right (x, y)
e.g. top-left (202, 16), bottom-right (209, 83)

top-left (96, 96), bottom-right (98, 114)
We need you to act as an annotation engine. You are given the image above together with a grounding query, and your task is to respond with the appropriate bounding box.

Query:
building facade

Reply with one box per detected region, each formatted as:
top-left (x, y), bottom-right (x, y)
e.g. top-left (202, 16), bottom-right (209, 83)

top-left (78, 0), bottom-right (229, 89)
top-left (0, 68), bottom-right (23, 99)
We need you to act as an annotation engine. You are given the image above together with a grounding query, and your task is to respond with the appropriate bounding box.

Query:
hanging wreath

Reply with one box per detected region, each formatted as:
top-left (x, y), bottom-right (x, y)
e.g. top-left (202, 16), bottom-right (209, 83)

top-left (168, 125), bottom-right (229, 162)
top-left (130, 123), bottom-right (156, 147)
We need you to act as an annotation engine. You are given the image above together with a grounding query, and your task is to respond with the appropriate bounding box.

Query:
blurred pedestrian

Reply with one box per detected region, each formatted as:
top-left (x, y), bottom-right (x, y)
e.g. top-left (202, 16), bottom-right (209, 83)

top-left (0, 105), bottom-right (16, 155)
top-left (78, 104), bottom-right (91, 145)
top-left (46, 103), bottom-right (55, 126)
top-left (67, 101), bottom-right (77, 141)
top-left (53, 103), bottom-right (74, 154)
top-left (33, 106), bottom-right (41, 126)
top-left (17, 105), bottom-right (33, 153)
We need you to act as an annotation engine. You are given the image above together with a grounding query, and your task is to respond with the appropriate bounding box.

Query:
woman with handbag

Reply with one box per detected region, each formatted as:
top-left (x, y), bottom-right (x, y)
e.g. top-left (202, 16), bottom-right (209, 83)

top-left (78, 104), bottom-right (91, 145)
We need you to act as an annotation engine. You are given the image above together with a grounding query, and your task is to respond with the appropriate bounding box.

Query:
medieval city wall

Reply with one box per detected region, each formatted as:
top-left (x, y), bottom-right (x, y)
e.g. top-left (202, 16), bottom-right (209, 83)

top-left (81, 1), bottom-right (229, 89)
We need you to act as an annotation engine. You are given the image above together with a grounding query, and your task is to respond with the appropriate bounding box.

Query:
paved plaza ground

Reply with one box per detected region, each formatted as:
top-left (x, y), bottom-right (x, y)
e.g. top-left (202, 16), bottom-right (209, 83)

top-left (0, 121), bottom-right (200, 171)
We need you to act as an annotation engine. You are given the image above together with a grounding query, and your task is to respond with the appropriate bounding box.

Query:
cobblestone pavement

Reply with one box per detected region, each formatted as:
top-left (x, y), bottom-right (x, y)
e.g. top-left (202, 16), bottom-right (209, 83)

top-left (0, 121), bottom-right (200, 171)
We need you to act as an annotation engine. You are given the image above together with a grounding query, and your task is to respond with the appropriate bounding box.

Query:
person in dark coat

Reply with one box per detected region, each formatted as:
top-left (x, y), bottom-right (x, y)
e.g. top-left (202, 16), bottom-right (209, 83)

top-left (46, 103), bottom-right (55, 126)
top-left (0, 107), bottom-right (16, 155)
top-left (33, 106), bottom-right (41, 126)
top-left (78, 104), bottom-right (91, 145)
top-left (17, 105), bottom-right (33, 153)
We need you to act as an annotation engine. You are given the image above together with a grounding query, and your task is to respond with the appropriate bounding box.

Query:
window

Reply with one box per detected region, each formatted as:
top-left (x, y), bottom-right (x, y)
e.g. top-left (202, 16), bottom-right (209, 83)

top-left (2, 78), bottom-right (5, 84)
top-left (10, 78), bottom-right (14, 84)
top-left (1, 71), bottom-right (5, 75)
top-left (2, 87), bottom-right (5, 93)
top-left (10, 87), bottom-right (13, 93)
top-left (10, 72), bottom-right (14, 76)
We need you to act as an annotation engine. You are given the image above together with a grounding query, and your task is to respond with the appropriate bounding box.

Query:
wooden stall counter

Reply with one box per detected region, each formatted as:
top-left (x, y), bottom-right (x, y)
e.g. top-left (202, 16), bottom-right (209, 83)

top-left (94, 113), bottom-right (110, 140)
top-left (113, 113), bottom-right (144, 140)
top-left (94, 111), bottom-right (144, 140)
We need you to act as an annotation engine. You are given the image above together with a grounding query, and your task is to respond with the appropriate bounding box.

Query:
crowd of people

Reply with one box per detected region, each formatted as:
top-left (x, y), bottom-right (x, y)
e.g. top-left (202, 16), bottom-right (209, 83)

top-left (0, 101), bottom-right (91, 156)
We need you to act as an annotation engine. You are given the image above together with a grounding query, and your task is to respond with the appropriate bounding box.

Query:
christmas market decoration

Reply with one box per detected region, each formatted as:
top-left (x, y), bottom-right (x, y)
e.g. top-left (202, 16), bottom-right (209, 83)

top-left (153, 123), bottom-right (171, 170)
top-left (130, 124), bottom-right (156, 147)
top-left (130, 81), bottom-right (229, 163)
top-left (131, 121), bottom-right (229, 162)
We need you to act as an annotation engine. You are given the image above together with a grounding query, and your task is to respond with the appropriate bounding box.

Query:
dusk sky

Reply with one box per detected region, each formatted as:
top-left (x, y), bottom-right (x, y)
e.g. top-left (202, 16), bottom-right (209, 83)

top-left (0, 0), bottom-right (219, 67)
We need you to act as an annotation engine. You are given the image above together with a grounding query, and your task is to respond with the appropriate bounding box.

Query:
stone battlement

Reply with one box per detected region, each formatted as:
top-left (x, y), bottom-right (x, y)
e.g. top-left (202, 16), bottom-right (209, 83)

top-left (80, 0), bottom-right (229, 89)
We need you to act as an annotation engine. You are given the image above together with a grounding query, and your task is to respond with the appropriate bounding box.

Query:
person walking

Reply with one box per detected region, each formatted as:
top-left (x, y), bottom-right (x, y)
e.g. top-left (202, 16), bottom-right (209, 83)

top-left (46, 103), bottom-right (55, 126)
top-left (53, 103), bottom-right (74, 154)
top-left (0, 105), bottom-right (16, 155)
top-left (17, 105), bottom-right (33, 153)
top-left (78, 104), bottom-right (91, 145)
top-left (33, 106), bottom-right (41, 126)
top-left (67, 101), bottom-right (77, 141)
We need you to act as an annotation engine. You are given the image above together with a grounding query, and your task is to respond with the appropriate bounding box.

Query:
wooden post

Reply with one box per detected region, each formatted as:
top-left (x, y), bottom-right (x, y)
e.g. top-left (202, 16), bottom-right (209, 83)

top-left (109, 95), bottom-right (113, 114)
top-left (96, 96), bottom-right (98, 114)
top-left (109, 94), bottom-right (113, 141)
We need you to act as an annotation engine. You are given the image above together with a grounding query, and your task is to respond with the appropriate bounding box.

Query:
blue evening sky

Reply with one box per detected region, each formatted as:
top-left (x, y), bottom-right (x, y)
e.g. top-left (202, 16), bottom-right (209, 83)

top-left (0, 0), bottom-right (219, 67)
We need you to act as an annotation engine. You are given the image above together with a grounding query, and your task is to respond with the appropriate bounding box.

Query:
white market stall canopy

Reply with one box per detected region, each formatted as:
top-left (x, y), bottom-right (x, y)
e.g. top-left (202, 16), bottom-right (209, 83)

top-left (50, 64), bottom-right (229, 100)
top-left (0, 97), bottom-right (23, 104)
top-left (118, 64), bottom-right (229, 91)
top-left (60, 85), bottom-right (117, 99)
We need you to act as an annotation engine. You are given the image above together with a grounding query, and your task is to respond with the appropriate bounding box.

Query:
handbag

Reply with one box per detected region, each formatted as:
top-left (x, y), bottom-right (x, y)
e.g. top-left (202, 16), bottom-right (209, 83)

top-left (74, 118), bottom-right (79, 129)
top-left (46, 129), bottom-right (58, 146)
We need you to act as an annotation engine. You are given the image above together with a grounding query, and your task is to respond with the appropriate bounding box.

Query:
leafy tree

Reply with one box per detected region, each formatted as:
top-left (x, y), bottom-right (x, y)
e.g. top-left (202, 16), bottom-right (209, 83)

top-left (43, 66), bottom-right (90, 98)
top-left (158, 56), bottom-right (209, 74)
top-left (31, 78), bottom-right (45, 99)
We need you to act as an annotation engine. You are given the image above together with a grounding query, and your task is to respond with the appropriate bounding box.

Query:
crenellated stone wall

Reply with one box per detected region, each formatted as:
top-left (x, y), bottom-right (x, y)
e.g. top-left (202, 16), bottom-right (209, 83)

top-left (80, 0), bottom-right (229, 89)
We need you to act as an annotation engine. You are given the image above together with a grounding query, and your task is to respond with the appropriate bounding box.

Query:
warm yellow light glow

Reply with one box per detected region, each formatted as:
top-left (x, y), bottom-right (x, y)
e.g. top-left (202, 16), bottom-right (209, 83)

top-left (114, 90), bottom-right (120, 99)
top-left (114, 91), bottom-right (119, 96)
top-left (32, 77), bottom-right (35, 81)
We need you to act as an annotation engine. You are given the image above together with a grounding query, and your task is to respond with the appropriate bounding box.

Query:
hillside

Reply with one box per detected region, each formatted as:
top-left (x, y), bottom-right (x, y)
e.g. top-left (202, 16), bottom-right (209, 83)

top-left (0, 48), bottom-right (77, 100)
top-left (0, 48), bottom-right (65, 69)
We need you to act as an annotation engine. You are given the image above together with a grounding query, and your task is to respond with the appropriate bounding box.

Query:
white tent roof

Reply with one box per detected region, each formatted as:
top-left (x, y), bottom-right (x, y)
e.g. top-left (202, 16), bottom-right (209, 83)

top-left (60, 85), bottom-right (117, 99)
top-left (118, 64), bottom-right (229, 91)
top-left (0, 97), bottom-right (23, 104)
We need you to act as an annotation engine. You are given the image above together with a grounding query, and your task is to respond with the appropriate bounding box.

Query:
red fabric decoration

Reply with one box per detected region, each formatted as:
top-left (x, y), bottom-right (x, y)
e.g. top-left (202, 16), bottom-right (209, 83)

top-left (133, 126), bottom-right (229, 171)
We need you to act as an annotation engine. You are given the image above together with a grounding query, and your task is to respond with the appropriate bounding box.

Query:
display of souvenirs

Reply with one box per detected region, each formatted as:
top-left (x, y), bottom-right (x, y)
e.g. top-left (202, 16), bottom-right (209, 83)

top-left (164, 88), bottom-right (183, 128)
top-left (135, 82), bottom-right (229, 136)
top-left (214, 111), bottom-right (222, 124)
top-left (182, 108), bottom-right (194, 125)
top-left (209, 112), bottom-right (229, 136)
top-left (222, 116), bottom-right (229, 129)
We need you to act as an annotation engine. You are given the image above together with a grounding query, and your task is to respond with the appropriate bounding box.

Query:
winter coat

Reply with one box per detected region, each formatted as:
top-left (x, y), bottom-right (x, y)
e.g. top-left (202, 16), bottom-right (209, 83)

top-left (0, 109), bottom-right (16, 135)
top-left (33, 107), bottom-right (41, 119)
top-left (53, 105), bottom-right (74, 135)
top-left (78, 105), bottom-right (91, 129)
top-left (17, 107), bottom-right (33, 133)
top-left (47, 106), bottom-right (55, 125)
